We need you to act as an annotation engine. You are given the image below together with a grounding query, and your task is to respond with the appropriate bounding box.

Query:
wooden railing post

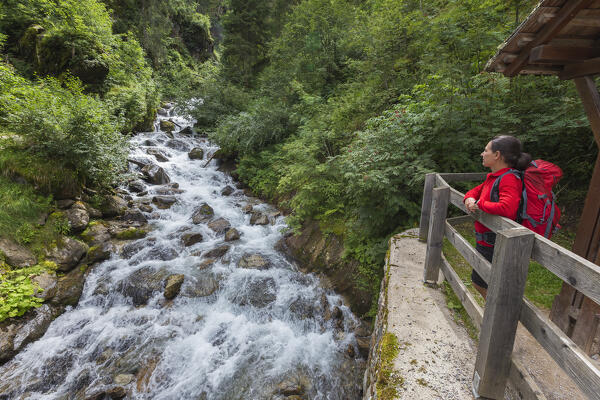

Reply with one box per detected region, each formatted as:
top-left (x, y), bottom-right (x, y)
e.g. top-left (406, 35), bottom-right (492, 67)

top-left (423, 186), bottom-right (449, 283)
top-left (473, 227), bottom-right (535, 399)
top-left (419, 173), bottom-right (437, 242)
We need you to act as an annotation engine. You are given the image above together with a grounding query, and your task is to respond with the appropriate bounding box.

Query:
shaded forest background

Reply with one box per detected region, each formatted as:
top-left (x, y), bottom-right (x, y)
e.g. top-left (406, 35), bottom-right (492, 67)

top-left (1, 0), bottom-right (597, 315)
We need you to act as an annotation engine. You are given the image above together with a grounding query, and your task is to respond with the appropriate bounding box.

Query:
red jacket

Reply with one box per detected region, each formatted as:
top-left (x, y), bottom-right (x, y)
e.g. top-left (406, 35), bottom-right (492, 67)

top-left (463, 167), bottom-right (522, 247)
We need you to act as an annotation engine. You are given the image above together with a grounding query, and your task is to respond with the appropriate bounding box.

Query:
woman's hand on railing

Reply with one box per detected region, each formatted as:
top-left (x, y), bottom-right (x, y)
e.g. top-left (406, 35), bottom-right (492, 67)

top-left (465, 197), bottom-right (479, 213)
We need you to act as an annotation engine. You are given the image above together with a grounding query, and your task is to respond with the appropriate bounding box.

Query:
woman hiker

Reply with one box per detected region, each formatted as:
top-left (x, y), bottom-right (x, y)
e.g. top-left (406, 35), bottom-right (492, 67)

top-left (463, 135), bottom-right (531, 298)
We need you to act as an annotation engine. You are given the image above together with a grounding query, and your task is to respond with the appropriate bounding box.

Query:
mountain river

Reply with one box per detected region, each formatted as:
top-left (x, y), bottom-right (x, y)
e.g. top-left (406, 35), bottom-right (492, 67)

top-left (0, 106), bottom-right (364, 399)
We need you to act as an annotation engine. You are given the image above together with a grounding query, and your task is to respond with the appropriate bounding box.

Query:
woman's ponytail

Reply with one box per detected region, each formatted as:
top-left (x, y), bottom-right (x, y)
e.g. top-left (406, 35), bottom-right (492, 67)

top-left (491, 135), bottom-right (531, 171)
top-left (515, 152), bottom-right (532, 171)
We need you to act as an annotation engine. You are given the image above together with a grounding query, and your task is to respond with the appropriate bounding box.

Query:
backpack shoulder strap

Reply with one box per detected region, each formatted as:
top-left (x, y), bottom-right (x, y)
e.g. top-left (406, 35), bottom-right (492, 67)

top-left (490, 169), bottom-right (522, 203)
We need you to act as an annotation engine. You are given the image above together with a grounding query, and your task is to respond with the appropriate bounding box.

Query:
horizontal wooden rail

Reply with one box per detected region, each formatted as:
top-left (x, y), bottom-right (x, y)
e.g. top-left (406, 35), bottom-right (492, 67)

top-left (437, 172), bottom-right (487, 182)
top-left (444, 221), bottom-right (492, 283)
top-left (435, 174), bottom-right (600, 305)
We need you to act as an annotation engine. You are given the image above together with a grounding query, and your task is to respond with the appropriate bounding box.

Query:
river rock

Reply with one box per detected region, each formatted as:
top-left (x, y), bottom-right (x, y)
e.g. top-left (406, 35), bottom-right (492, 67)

top-left (65, 207), bottom-right (89, 232)
top-left (128, 180), bottom-right (146, 193)
top-left (157, 107), bottom-right (169, 116)
top-left (57, 199), bottom-right (75, 209)
top-left (152, 195), bottom-right (177, 209)
top-left (51, 267), bottom-right (86, 307)
top-left (164, 274), bottom-right (185, 300)
top-left (154, 186), bottom-right (184, 195)
top-left (87, 242), bottom-right (115, 264)
top-left (231, 277), bottom-right (276, 308)
top-left (143, 139), bottom-right (157, 146)
top-left (250, 212), bottom-right (269, 225)
top-left (32, 272), bottom-right (58, 301)
top-left (122, 209), bottom-right (148, 224)
top-left (107, 386), bottom-right (127, 399)
top-left (237, 254), bottom-right (270, 270)
top-left (165, 139), bottom-right (190, 152)
top-left (203, 245), bottom-right (230, 259)
top-left (0, 238), bottom-right (36, 268)
top-left (178, 126), bottom-right (192, 136)
top-left (118, 267), bottom-right (170, 306)
top-left (277, 377), bottom-right (304, 396)
top-left (114, 374), bottom-right (134, 386)
top-left (182, 232), bottom-right (203, 247)
top-left (45, 236), bottom-right (88, 272)
top-left (159, 120), bottom-right (175, 132)
top-left (220, 185), bottom-right (234, 196)
top-left (146, 148), bottom-right (170, 162)
top-left (207, 218), bottom-right (231, 235)
top-left (224, 228), bottom-right (240, 242)
top-left (139, 204), bottom-right (153, 213)
top-left (101, 195), bottom-right (128, 217)
top-left (182, 276), bottom-right (219, 298)
top-left (192, 203), bottom-right (214, 223)
top-left (87, 206), bottom-right (103, 219)
top-left (289, 297), bottom-right (315, 320)
top-left (196, 259), bottom-right (215, 270)
top-left (188, 147), bottom-right (204, 160)
top-left (242, 204), bottom-right (253, 214)
top-left (114, 227), bottom-right (148, 240)
top-left (141, 164), bottom-right (170, 185)
top-left (81, 223), bottom-right (111, 246)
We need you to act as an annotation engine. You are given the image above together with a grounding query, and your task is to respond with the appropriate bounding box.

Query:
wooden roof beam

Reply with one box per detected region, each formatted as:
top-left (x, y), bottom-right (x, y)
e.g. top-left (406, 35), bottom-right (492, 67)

top-left (505, 0), bottom-right (595, 77)
top-left (530, 45), bottom-right (600, 64)
top-left (560, 57), bottom-right (600, 79)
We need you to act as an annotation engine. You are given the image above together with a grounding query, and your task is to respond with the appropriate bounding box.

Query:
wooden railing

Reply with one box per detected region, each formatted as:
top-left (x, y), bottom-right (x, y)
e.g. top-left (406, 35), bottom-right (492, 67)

top-left (419, 172), bottom-right (600, 400)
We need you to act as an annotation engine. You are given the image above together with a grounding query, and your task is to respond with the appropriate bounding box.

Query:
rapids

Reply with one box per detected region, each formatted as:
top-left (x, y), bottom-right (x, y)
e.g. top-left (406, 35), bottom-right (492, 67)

top-left (0, 106), bottom-right (364, 399)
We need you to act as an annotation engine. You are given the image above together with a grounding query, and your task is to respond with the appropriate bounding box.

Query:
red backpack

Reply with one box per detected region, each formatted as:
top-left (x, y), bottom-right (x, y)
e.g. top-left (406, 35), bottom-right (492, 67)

top-left (491, 160), bottom-right (562, 238)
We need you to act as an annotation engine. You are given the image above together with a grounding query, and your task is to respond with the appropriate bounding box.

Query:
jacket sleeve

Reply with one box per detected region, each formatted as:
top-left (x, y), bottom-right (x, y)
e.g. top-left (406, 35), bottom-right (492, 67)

top-left (464, 183), bottom-right (484, 202)
top-left (478, 174), bottom-right (522, 218)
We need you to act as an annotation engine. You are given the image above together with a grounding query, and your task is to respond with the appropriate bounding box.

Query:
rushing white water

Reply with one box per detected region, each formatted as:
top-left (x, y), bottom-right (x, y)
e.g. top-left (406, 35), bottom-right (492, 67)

top-left (0, 107), bottom-right (364, 399)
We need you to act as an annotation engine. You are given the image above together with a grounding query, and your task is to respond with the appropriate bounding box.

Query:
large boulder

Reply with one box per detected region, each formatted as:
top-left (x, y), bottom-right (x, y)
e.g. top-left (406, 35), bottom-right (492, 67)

top-left (203, 245), bottom-right (230, 259)
top-left (250, 212), bottom-right (269, 226)
top-left (45, 237), bottom-right (88, 272)
top-left (182, 233), bottom-right (203, 247)
top-left (121, 210), bottom-right (148, 224)
top-left (118, 267), bottom-right (170, 306)
top-left (191, 203), bottom-right (214, 224)
top-left (87, 242), bottom-right (115, 264)
top-left (164, 274), bottom-right (185, 300)
top-left (51, 267), bottom-right (86, 307)
top-left (146, 148), bottom-right (170, 162)
top-left (237, 254), bottom-right (270, 270)
top-left (180, 126), bottom-right (194, 136)
top-left (100, 196), bottom-right (128, 217)
top-left (159, 120), bottom-right (175, 133)
top-left (128, 180), bottom-right (146, 193)
top-left (152, 196), bottom-right (177, 209)
top-left (220, 186), bottom-right (235, 196)
top-left (32, 272), bottom-right (58, 301)
top-left (188, 147), bottom-right (204, 160)
top-left (0, 238), bottom-right (36, 268)
top-left (207, 218), bottom-right (231, 235)
top-left (65, 207), bottom-right (89, 232)
top-left (230, 277), bottom-right (276, 308)
top-left (224, 228), bottom-right (241, 242)
top-left (81, 222), bottom-right (111, 246)
top-left (141, 165), bottom-right (170, 185)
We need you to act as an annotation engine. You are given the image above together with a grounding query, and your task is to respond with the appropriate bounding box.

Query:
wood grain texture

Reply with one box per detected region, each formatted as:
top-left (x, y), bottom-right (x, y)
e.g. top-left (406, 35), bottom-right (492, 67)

top-left (424, 187), bottom-right (450, 282)
top-left (474, 228), bottom-right (535, 399)
top-left (419, 173), bottom-right (436, 242)
top-left (520, 298), bottom-right (600, 400)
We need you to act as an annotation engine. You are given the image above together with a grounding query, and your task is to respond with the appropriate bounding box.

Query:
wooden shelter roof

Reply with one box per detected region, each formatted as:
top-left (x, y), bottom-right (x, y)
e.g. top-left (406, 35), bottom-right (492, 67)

top-left (485, 0), bottom-right (600, 79)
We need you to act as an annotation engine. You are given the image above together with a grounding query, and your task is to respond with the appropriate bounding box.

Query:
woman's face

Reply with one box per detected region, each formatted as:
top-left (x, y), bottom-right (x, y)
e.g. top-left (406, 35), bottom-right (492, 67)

top-left (481, 141), bottom-right (500, 168)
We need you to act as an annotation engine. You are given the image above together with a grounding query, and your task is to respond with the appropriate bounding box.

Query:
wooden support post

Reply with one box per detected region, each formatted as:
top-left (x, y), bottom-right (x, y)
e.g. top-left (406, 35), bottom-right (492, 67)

top-left (473, 227), bottom-right (535, 399)
top-left (574, 76), bottom-right (600, 147)
top-left (423, 186), bottom-right (449, 283)
top-left (419, 173), bottom-right (436, 242)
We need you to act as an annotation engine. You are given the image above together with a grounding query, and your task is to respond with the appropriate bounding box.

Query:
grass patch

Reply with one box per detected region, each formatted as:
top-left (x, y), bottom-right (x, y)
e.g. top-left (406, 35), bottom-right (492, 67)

top-left (442, 281), bottom-right (479, 341)
top-left (0, 175), bottom-right (52, 244)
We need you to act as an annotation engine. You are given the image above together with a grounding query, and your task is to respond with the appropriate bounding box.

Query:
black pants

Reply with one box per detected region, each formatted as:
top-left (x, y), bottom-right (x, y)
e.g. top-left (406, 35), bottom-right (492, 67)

top-left (472, 243), bottom-right (493, 289)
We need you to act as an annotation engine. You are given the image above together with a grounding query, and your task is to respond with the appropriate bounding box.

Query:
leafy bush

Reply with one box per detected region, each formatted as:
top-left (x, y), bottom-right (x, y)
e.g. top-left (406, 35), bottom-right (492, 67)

top-left (0, 65), bottom-right (128, 186)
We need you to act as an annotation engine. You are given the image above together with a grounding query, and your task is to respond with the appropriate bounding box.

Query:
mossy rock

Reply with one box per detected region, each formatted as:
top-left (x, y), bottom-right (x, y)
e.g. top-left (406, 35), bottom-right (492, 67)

top-left (115, 227), bottom-right (148, 240)
top-left (159, 120), bottom-right (176, 133)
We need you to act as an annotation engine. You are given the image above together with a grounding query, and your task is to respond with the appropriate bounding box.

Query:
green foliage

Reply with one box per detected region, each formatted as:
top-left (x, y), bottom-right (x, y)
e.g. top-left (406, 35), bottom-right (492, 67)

top-left (0, 176), bottom-right (52, 244)
top-left (0, 65), bottom-right (129, 186)
top-left (0, 262), bottom-right (56, 322)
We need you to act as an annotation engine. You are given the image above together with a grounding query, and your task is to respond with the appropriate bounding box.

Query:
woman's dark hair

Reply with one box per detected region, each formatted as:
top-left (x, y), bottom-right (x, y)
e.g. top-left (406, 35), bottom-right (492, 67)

top-left (491, 135), bottom-right (532, 171)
